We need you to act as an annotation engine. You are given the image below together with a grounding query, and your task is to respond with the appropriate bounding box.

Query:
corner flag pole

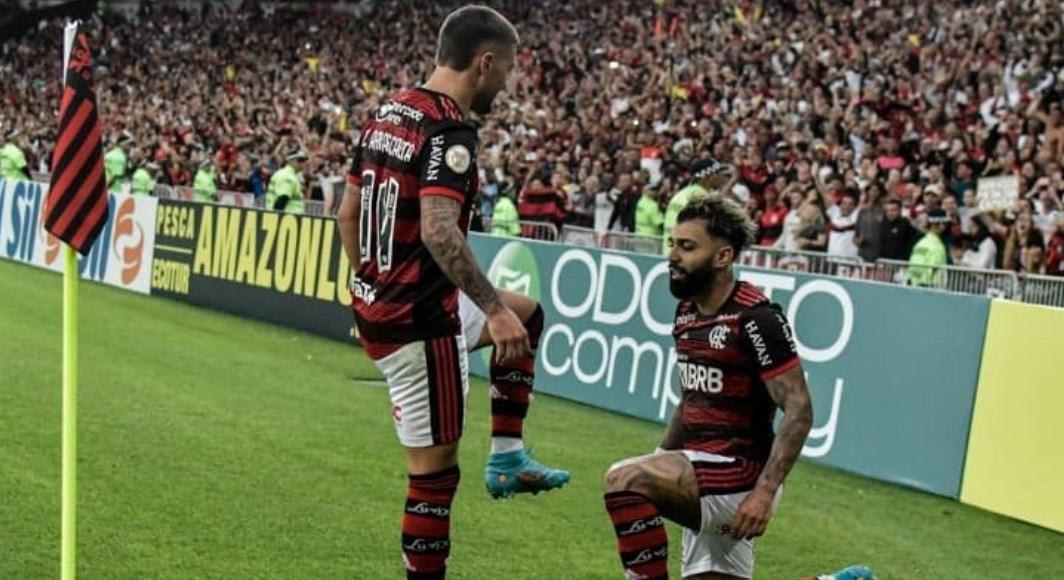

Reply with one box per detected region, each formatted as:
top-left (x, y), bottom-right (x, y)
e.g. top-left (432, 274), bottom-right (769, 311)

top-left (60, 21), bottom-right (80, 580)
top-left (48, 22), bottom-right (122, 578)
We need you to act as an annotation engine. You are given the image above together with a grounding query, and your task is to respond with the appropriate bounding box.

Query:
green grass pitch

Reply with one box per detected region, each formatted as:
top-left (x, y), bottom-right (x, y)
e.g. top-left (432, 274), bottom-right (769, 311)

top-left (1, 259), bottom-right (1061, 579)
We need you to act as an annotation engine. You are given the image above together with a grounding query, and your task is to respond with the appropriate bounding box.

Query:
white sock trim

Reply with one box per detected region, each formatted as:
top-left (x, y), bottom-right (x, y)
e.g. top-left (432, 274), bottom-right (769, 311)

top-left (491, 437), bottom-right (524, 454)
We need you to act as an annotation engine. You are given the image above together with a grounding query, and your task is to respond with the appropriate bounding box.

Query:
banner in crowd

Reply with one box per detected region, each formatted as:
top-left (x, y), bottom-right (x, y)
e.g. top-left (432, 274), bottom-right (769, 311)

top-left (0, 178), bottom-right (157, 294)
top-left (467, 234), bottom-right (990, 498)
top-left (961, 300), bottom-right (1064, 532)
top-left (150, 199), bottom-right (356, 341)
top-left (976, 175), bottom-right (1019, 211)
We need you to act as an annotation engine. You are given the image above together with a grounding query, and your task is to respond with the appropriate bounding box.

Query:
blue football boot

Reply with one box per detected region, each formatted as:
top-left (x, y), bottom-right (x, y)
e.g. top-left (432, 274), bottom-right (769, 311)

top-left (485, 448), bottom-right (570, 499)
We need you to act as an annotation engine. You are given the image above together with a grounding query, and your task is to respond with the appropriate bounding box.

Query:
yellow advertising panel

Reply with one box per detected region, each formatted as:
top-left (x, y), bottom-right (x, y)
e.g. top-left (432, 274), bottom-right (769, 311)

top-left (961, 300), bottom-right (1064, 532)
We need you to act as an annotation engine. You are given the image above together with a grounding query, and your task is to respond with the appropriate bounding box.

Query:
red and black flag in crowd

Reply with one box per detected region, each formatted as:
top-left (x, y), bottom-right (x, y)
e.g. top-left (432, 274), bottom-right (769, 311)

top-left (44, 32), bottom-right (108, 255)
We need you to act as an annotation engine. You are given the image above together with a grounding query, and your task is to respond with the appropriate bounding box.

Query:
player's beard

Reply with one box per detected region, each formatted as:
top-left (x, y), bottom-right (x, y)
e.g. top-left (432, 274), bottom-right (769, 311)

top-left (669, 260), bottom-right (716, 299)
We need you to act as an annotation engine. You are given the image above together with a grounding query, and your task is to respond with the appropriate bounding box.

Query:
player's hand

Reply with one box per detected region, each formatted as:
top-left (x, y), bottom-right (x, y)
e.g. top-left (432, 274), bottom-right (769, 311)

top-left (730, 488), bottom-right (775, 540)
top-left (487, 306), bottom-right (530, 364)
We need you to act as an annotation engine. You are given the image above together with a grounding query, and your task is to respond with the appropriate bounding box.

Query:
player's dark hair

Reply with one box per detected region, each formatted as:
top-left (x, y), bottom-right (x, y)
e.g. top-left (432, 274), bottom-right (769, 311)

top-left (436, 5), bottom-right (519, 70)
top-left (677, 195), bottom-right (756, 255)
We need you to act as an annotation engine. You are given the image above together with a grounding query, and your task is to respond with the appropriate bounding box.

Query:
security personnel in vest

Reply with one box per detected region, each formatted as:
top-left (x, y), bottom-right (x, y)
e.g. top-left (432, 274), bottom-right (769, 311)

top-left (267, 150), bottom-right (307, 213)
top-left (0, 131), bottom-right (30, 181)
top-left (132, 161), bottom-right (159, 196)
top-left (104, 133), bottom-right (133, 192)
top-left (663, 157), bottom-right (738, 253)
top-left (907, 208), bottom-right (951, 287)
top-left (192, 158), bottom-right (217, 203)
top-left (491, 187), bottom-right (520, 237)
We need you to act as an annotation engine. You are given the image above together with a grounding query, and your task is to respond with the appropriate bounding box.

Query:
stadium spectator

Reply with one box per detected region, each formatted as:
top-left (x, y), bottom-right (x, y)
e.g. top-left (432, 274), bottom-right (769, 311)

top-left (958, 219), bottom-right (998, 271)
top-left (592, 177), bottom-right (616, 234)
top-left (959, 189), bottom-right (980, 235)
top-left (104, 137), bottom-right (129, 192)
top-left (1032, 180), bottom-right (1062, 240)
top-left (795, 190), bottom-right (827, 253)
top-left (518, 175), bottom-right (567, 233)
top-left (1045, 216), bottom-right (1064, 276)
top-left (634, 185), bottom-right (664, 237)
top-left (663, 158), bottom-right (737, 250)
top-left (267, 150), bottom-right (307, 214)
top-left (879, 199), bottom-right (919, 261)
top-left (1022, 241), bottom-right (1047, 275)
top-left (566, 175), bottom-right (597, 228)
top-left (606, 172), bottom-right (637, 233)
top-left (1003, 211), bottom-right (1045, 271)
top-left (0, 134), bottom-right (29, 181)
top-left (131, 160), bottom-right (157, 196)
top-left (1, 0), bottom-right (1060, 276)
top-left (755, 183), bottom-right (788, 247)
top-left (827, 189), bottom-right (860, 258)
top-left (948, 162), bottom-right (977, 203)
top-left (855, 182), bottom-right (885, 262)
top-left (192, 159), bottom-right (217, 203)
top-left (491, 189), bottom-right (521, 238)
top-left (941, 195), bottom-right (964, 248)
top-left (907, 209), bottom-right (951, 287)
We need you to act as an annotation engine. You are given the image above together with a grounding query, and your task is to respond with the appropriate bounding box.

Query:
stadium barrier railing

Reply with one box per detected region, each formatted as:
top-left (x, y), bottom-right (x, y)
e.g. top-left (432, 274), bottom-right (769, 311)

top-left (739, 246), bottom-right (869, 278)
top-left (546, 233), bottom-right (1064, 307)
top-left (518, 220), bottom-right (559, 241)
top-left (558, 225), bottom-right (662, 255)
top-left (557, 225), bottom-right (598, 248)
top-left (216, 190), bottom-right (255, 208)
top-left (1017, 273), bottom-right (1064, 307)
top-left (303, 199), bottom-right (328, 216)
top-left (479, 218), bottom-right (559, 242)
top-left (872, 259), bottom-right (1020, 300)
top-left (153, 183), bottom-right (174, 198)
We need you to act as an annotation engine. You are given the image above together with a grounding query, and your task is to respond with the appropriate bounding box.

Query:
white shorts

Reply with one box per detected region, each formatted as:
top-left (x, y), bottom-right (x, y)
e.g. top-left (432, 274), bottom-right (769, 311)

top-left (373, 293), bottom-right (485, 448)
top-left (680, 451), bottom-right (782, 579)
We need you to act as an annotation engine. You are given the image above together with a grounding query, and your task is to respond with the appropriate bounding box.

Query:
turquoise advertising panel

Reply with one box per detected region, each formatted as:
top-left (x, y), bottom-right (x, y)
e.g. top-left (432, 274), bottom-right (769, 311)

top-left (468, 234), bottom-right (989, 498)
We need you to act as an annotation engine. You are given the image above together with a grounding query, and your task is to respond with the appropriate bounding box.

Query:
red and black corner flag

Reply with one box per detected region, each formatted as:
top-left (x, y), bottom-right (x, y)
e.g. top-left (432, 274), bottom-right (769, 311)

top-left (44, 30), bottom-right (108, 256)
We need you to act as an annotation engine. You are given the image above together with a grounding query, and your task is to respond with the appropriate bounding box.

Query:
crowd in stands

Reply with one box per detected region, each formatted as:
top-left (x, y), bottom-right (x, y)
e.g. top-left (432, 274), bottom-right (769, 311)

top-left (1, 0), bottom-right (1062, 276)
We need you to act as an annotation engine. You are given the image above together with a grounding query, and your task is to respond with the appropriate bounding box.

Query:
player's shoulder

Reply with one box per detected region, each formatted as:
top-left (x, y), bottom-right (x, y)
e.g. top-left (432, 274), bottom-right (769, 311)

top-left (735, 283), bottom-right (788, 325)
top-left (733, 281), bottom-right (771, 310)
top-left (392, 88), bottom-right (468, 125)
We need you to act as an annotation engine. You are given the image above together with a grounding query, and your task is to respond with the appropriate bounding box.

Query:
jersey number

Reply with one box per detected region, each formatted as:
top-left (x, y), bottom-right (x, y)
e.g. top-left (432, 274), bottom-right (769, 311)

top-left (358, 170), bottom-right (400, 271)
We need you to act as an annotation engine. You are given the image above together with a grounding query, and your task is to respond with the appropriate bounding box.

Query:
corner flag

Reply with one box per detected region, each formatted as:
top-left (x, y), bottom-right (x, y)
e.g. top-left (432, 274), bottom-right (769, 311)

top-left (44, 22), bottom-right (108, 580)
top-left (44, 28), bottom-right (108, 253)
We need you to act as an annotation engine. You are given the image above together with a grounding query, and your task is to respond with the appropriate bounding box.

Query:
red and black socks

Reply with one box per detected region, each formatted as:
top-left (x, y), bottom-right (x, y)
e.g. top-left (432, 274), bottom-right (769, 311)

top-left (402, 465), bottom-right (460, 579)
top-left (489, 305), bottom-right (544, 453)
top-left (604, 491), bottom-right (669, 579)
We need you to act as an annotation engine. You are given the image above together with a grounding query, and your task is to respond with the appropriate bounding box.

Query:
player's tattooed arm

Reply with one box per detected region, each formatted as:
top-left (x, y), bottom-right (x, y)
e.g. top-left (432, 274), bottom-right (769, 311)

top-left (337, 182), bottom-right (361, 266)
top-left (420, 195), bottom-right (503, 314)
top-left (757, 366), bottom-right (813, 494)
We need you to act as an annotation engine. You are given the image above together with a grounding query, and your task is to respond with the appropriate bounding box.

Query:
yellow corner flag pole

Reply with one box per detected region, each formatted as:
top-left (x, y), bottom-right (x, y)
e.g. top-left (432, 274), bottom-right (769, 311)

top-left (61, 244), bottom-right (78, 580)
top-left (60, 21), bottom-right (79, 580)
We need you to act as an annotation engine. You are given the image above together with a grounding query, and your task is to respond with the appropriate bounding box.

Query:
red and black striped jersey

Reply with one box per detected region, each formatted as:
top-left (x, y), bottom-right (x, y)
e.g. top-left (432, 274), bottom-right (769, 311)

top-left (673, 281), bottom-right (801, 495)
top-left (347, 87), bottom-right (479, 360)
